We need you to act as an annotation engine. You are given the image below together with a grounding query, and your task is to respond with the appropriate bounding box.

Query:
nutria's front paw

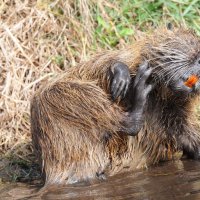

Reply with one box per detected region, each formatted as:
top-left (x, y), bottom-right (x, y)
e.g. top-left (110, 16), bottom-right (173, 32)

top-left (110, 62), bottom-right (131, 100)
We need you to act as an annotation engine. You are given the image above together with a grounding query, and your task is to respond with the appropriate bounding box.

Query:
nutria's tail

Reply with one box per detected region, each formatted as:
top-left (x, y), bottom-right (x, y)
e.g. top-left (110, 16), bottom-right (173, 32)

top-left (30, 80), bottom-right (122, 185)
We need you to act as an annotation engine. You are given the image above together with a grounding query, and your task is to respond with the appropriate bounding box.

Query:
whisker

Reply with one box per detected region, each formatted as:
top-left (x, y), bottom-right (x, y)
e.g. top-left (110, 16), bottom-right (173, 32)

top-left (151, 46), bottom-right (188, 57)
top-left (167, 63), bottom-right (188, 85)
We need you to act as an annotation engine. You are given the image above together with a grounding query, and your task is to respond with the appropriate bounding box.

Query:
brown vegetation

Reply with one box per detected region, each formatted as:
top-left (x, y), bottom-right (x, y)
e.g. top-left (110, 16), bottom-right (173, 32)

top-left (0, 0), bottom-right (101, 162)
top-left (0, 0), bottom-right (109, 181)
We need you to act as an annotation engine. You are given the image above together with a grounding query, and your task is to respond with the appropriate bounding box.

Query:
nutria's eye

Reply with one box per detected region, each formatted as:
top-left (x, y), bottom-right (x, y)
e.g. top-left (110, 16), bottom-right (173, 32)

top-left (198, 59), bottom-right (200, 65)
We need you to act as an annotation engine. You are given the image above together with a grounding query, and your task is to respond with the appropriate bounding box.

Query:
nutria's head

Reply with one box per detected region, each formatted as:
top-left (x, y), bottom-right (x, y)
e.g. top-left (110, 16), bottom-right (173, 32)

top-left (143, 28), bottom-right (200, 95)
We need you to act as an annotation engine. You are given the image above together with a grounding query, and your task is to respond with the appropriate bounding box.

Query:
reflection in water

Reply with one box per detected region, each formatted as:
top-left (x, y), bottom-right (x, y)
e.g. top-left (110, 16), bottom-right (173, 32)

top-left (1, 160), bottom-right (200, 200)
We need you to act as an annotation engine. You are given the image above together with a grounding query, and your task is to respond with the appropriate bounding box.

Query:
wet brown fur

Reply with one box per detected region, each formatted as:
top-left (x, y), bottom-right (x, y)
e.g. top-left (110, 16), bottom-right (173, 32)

top-left (31, 27), bottom-right (200, 185)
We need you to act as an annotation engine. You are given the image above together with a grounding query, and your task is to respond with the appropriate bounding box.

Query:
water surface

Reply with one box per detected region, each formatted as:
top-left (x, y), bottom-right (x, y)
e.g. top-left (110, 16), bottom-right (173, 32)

top-left (1, 160), bottom-right (200, 200)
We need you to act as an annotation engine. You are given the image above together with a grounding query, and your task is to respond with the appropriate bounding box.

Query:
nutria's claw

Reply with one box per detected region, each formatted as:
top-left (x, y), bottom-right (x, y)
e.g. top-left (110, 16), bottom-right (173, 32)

top-left (133, 61), bottom-right (149, 88)
top-left (132, 62), bottom-right (153, 108)
top-left (111, 62), bottom-right (131, 100)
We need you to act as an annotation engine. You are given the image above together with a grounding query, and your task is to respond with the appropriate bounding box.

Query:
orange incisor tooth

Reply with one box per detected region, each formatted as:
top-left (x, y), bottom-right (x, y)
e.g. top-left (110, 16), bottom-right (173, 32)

top-left (184, 75), bottom-right (199, 88)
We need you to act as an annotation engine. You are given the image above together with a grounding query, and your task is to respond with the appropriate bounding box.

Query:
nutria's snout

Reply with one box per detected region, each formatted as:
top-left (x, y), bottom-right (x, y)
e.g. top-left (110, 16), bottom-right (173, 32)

top-left (170, 74), bottom-right (200, 95)
top-left (162, 56), bottom-right (200, 94)
top-left (183, 75), bottom-right (200, 93)
top-left (182, 62), bottom-right (200, 90)
top-left (182, 74), bottom-right (198, 86)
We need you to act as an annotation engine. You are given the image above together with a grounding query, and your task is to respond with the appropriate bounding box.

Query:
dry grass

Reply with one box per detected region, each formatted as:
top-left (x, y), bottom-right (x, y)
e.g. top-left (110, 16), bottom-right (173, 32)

top-left (0, 0), bottom-right (199, 181)
top-left (0, 0), bottom-right (103, 180)
top-left (0, 0), bottom-right (95, 160)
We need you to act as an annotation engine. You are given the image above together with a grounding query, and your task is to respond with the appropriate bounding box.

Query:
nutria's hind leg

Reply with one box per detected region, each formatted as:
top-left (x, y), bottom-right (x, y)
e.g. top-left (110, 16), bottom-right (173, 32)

top-left (181, 134), bottom-right (200, 160)
top-left (31, 80), bottom-right (122, 185)
top-left (183, 147), bottom-right (200, 160)
top-left (178, 123), bottom-right (200, 160)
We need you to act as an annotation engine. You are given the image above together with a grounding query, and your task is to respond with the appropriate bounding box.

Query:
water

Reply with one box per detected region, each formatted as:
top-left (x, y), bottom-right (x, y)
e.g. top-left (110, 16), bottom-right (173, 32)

top-left (1, 160), bottom-right (200, 200)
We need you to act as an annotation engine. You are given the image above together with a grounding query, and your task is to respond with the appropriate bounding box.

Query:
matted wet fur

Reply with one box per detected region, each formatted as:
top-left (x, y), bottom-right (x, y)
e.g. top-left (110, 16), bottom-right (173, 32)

top-left (31, 27), bottom-right (200, 185)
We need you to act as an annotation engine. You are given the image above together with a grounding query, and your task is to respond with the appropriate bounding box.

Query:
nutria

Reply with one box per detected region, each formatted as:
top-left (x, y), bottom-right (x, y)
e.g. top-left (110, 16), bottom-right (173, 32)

top-left (31, 27), bottom-right (200, 185)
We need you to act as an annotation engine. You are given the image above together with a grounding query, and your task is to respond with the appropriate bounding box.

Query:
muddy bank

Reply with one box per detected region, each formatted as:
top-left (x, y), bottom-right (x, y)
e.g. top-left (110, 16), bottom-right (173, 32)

top-left (0, 158), bottom-right (41, 183)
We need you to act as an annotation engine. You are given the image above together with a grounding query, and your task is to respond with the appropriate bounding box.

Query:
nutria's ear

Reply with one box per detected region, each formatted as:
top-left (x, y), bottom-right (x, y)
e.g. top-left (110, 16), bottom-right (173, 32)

top-left (166, 23), bottom-right (173, 30)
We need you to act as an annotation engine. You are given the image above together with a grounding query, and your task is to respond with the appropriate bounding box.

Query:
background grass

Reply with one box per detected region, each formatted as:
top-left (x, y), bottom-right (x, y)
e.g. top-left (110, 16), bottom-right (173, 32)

top-left (0, 0), bottom-right (200, 182)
